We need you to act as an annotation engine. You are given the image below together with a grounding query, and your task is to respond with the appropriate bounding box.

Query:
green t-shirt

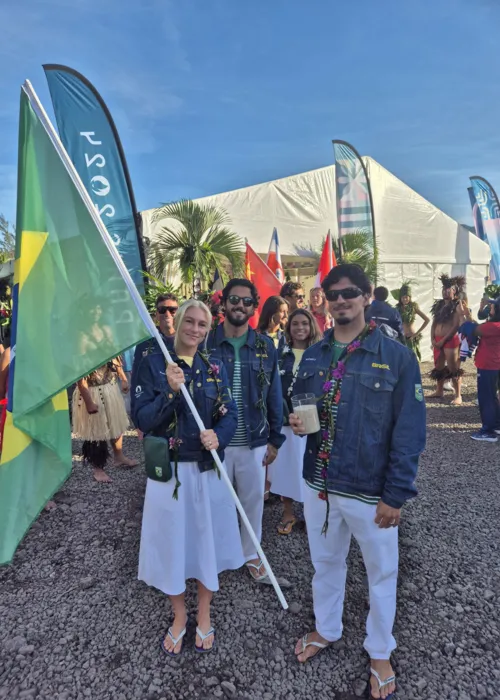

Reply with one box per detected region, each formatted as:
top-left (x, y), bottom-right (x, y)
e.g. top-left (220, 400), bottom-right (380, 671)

top-left (306, 340), bottom-right (380, 505)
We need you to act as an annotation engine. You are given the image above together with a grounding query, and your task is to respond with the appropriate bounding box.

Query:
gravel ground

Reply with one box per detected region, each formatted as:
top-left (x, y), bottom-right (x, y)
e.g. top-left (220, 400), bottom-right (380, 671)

top-left (1, 362), bottom-right (499, 700)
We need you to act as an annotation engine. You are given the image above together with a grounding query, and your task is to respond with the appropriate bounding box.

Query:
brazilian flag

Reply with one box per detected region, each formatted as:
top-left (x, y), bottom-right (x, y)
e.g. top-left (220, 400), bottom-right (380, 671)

top-left (0, 86), bottom-right (149, 565)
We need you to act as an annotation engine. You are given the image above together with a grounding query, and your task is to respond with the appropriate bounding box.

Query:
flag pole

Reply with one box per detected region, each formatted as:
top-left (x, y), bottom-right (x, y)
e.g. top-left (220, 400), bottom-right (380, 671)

top-left (23, 79), bottom-right (289, 611)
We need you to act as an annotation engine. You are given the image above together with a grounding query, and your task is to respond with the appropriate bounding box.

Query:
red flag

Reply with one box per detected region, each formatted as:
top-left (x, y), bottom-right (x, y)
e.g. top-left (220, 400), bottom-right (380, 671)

top-left (266, 227), bottom-right (284, 283)
top-left (315, 230), bottom-right (337, 287)
top-left (245, 242), bottom-right (282, 328)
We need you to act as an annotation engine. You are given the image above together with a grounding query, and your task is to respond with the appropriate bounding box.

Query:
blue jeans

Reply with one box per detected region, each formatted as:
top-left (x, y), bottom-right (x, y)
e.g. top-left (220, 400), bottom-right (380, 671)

top-left (477, 369), bottom-right (500, 434)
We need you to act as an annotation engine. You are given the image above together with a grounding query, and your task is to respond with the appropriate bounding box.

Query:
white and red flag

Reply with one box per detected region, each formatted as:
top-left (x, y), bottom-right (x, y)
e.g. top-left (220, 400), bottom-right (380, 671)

top-left (266, 227), bottom-right (284, 283)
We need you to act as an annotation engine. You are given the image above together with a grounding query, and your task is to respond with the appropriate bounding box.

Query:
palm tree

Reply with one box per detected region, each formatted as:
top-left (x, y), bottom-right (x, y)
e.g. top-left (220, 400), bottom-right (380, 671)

top-left (293, 229), bottom-right (378, 283)
top-left (151, 200), bottom-right (244, 295)
top-left (333, 230), bottom-right (378, 284)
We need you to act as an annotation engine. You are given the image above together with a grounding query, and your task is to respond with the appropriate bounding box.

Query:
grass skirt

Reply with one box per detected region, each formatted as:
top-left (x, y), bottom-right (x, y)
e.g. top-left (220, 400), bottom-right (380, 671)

top-left (72, 381), bottom-right (129, 442)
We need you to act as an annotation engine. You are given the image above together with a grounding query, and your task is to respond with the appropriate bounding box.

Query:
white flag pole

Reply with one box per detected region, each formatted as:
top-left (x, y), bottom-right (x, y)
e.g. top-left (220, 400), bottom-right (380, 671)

top-left (23, 80), bottom-right (288, 610)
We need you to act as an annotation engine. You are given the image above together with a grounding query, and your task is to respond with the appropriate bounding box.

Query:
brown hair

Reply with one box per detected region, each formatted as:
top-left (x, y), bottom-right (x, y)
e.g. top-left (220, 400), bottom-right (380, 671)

top-left (285, 309), bottom-right (322, 347)
top-left (258, 296), bottom-right (288, 333)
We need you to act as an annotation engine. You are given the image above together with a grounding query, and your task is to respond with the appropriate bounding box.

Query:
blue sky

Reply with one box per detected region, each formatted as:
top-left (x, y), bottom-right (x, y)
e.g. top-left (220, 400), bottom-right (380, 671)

top-left (1, 0), bottom-right (500, 227)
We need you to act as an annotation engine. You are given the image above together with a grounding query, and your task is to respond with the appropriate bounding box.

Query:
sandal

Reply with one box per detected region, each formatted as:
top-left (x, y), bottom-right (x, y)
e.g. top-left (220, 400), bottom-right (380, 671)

top-left (368, 667), bottom-right (396, 699)
top-left (160, 626), bottom-right (186, 657)
top-left (195, 626), bottom-right (216, 653)
top-left (277, 518), bottom-right (297, 535)
top-left (295, 632), bottom-right (331, 663)
top-left (246, 560), bottom-right (272, 585)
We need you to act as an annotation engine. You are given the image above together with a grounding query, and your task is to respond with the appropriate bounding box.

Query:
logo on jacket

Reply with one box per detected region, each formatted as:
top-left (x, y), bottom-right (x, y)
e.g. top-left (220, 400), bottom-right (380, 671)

top-left (415, 384), bottom-right (423, 402)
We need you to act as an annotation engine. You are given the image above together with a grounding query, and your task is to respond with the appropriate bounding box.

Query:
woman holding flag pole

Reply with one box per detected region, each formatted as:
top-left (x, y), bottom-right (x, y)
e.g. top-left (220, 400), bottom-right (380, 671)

top-left (133, 298), bottom-right (243, 654)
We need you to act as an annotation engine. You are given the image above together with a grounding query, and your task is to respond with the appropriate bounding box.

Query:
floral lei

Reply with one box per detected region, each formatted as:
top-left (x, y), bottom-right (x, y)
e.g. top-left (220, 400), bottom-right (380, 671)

top-left (254, 334), bottom-right (271, 435)
top-left (316, 320), bottom-right (377, 534)
top-left (168, 351), bottom-right (228, 499)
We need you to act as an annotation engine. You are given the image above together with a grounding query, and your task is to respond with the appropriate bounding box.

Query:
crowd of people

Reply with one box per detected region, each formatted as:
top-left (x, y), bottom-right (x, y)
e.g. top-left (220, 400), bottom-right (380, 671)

top-left (30, 264), bottom-right (500, 700)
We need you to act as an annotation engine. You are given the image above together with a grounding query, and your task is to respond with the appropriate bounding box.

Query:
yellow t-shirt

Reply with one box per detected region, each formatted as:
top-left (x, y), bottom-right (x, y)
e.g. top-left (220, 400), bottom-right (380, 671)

top-left (292, 348), bottom-right (305, 374)
top-left (177, 356), bottom-right (194, 367)
top-left (268, 331), bottom-right (280, 348)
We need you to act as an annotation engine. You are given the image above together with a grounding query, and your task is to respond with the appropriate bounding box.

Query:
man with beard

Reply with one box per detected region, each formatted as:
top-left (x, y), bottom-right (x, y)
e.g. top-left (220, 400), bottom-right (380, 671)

top-left (429, 275), bottom-right (465, 405)
top-left (288, 264), bottom-right (425, 700)
top-left (206, 279), bottom-right (285, 583)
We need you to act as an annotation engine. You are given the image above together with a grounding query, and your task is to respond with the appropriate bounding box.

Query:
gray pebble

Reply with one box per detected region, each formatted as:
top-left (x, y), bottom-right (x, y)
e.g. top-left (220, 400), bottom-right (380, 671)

top-left (221, 681), bottom-right (236, 697)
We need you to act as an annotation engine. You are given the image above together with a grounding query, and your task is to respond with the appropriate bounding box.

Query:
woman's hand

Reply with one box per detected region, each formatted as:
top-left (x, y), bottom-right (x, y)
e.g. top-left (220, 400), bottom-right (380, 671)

top-left (200, 429), bottom-right (219, 451)
top-left (166, 363), bottom-right (185, 393)
top-left (86, 401), bottom-right (99, 415)
top-left (121, 379), bottom-right (129, 394)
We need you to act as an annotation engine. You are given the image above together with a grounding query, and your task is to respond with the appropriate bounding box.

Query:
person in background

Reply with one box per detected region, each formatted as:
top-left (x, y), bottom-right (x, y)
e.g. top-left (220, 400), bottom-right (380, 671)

top-left (131, 294), bottom-right (180, 431)
top-left (392, 282), bottom-right (429, 361)
top-left (73, 358), bottom-right (136, 483)
top-left (155, 293), bottom-right (179, 339)
top-left (309, 287), bottom-right (333, 335)
top-left (459, 299), bottom-right (500, 442)
top-left (206, 279), bottom-right (286, 585)
top-left (365, 287), bottom-right (404, 340)
top-left (133, 299), bottom-right (242, 655)
top-left (268, 309), bottom-right (322, 534)
top-left (288, 264), bottom-right (426, 700)
top-left (258, 295), bottom-right (288, 348)
top-left (429, 275), bottom-right (465, 405)
top-left (280, 281), bottom-right (306, 314)
top-left (0, 325), bottom-right (11, 453)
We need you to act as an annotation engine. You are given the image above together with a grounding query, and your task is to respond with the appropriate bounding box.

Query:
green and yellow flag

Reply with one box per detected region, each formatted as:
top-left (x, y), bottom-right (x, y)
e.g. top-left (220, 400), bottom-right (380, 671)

top-left (0, 86), bottom-right (149, 565)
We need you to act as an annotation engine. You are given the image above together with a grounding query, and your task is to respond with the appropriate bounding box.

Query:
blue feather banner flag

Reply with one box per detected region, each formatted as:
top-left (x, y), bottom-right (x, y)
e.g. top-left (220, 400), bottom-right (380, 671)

top-left (333, 139), bottom-right (376, 252)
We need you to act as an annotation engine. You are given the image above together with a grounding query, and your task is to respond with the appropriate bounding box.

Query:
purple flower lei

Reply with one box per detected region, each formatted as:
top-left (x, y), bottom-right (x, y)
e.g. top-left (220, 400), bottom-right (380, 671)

top-left (316, 323), bottom-right (376, 534)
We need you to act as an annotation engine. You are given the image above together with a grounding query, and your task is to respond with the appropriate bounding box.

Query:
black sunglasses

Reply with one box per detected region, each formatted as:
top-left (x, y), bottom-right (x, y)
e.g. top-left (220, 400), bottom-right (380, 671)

top-left (292, 294), bottom-right (305, 301)
top-left (227, 294), bottom-right (255, 307)
top-left (157, 305), bottom-right (178, 315)
top-left (325, 287), bottom-right (364, 302)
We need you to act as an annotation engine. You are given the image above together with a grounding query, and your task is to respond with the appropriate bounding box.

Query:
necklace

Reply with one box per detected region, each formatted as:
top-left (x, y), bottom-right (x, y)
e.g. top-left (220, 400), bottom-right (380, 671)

top-left (316, 321), bottom-right (377, 534)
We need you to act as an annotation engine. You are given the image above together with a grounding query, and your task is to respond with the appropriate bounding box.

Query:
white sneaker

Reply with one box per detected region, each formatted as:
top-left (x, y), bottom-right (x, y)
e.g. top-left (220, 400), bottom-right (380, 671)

top-left (443, 381), bottom-right (453, 391)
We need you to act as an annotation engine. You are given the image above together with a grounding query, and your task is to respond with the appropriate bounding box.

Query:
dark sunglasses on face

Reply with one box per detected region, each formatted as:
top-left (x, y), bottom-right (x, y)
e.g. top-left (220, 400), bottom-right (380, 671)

top-left (157, 305), bottom-right (178, 315)
top-left (292, 294), bottom-right (305, 300)
top-left (227, 294), bottom-right (255, 307)
top-left (325, 287), bottom-right (363, 302)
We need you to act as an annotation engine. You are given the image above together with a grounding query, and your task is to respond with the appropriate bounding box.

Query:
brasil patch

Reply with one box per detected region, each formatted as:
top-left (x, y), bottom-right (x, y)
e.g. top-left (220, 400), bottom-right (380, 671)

top-left (415, 384), bottom-right (423, 402)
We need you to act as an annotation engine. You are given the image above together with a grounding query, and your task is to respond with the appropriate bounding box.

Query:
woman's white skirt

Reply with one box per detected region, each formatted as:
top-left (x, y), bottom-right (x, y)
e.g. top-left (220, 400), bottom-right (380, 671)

top-left (72, 382), bottom-right (129, 441)
top-left (138, 462), bottom-right (244, 596)
top-left (268, 426), bottom-right (306, 502)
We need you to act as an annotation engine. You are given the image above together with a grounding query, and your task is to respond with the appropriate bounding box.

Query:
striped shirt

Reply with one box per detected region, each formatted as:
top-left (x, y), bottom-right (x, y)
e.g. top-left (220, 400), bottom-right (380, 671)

top-left (305, 340), bottom-right (380, 506)
top-left (227, 334), bottom-right (248, 447)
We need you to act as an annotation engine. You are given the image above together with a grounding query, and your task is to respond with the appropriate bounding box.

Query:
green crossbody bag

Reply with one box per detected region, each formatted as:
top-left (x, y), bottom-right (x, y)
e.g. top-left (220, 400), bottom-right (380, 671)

top-left (143, 435), bottom-right (172, 482)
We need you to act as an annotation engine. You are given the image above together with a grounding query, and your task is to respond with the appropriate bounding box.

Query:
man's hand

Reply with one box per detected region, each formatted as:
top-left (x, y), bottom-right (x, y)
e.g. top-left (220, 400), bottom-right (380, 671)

top-left (262, 444), bottom-right (278, 467)
top-left (375, 501), bottom-right (401, 529)
top-left (432, 338), bottom-right (444, 349)
top-left (289, 413), bottom-right (305, 435)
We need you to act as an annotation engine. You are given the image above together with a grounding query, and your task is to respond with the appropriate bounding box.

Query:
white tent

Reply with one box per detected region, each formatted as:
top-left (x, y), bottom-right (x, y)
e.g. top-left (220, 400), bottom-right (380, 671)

top-left (141, 157), bottom-right (490, 361)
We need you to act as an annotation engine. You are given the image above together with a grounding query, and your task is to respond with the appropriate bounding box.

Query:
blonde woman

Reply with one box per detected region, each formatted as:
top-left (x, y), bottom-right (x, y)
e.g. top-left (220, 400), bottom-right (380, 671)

top-left (309, 288), bottom-right (333, 335)
top-left (133, 299), bottom-right (242, 656)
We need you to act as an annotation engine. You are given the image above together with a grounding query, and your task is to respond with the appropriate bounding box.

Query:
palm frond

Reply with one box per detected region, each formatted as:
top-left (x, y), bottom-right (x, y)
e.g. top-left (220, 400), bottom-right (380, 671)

top-left (150, 199), bottom-right (243, 288)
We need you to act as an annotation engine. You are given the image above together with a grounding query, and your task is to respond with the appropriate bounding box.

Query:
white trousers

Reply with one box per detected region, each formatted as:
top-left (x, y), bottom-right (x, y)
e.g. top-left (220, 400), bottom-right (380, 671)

top-left (225, 445), bottom-right (267, 562)
top-left (304, 486), bottom-right (398, 659)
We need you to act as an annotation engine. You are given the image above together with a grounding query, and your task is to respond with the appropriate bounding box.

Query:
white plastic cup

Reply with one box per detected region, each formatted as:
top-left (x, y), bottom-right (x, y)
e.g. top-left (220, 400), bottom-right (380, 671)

top-left (291, 393), bottom-right (320, 434)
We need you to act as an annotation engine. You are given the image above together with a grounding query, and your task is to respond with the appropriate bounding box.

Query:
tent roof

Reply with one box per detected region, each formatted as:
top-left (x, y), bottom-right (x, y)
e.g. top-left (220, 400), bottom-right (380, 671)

top-left (141, 157), bottom-right (489, 265)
